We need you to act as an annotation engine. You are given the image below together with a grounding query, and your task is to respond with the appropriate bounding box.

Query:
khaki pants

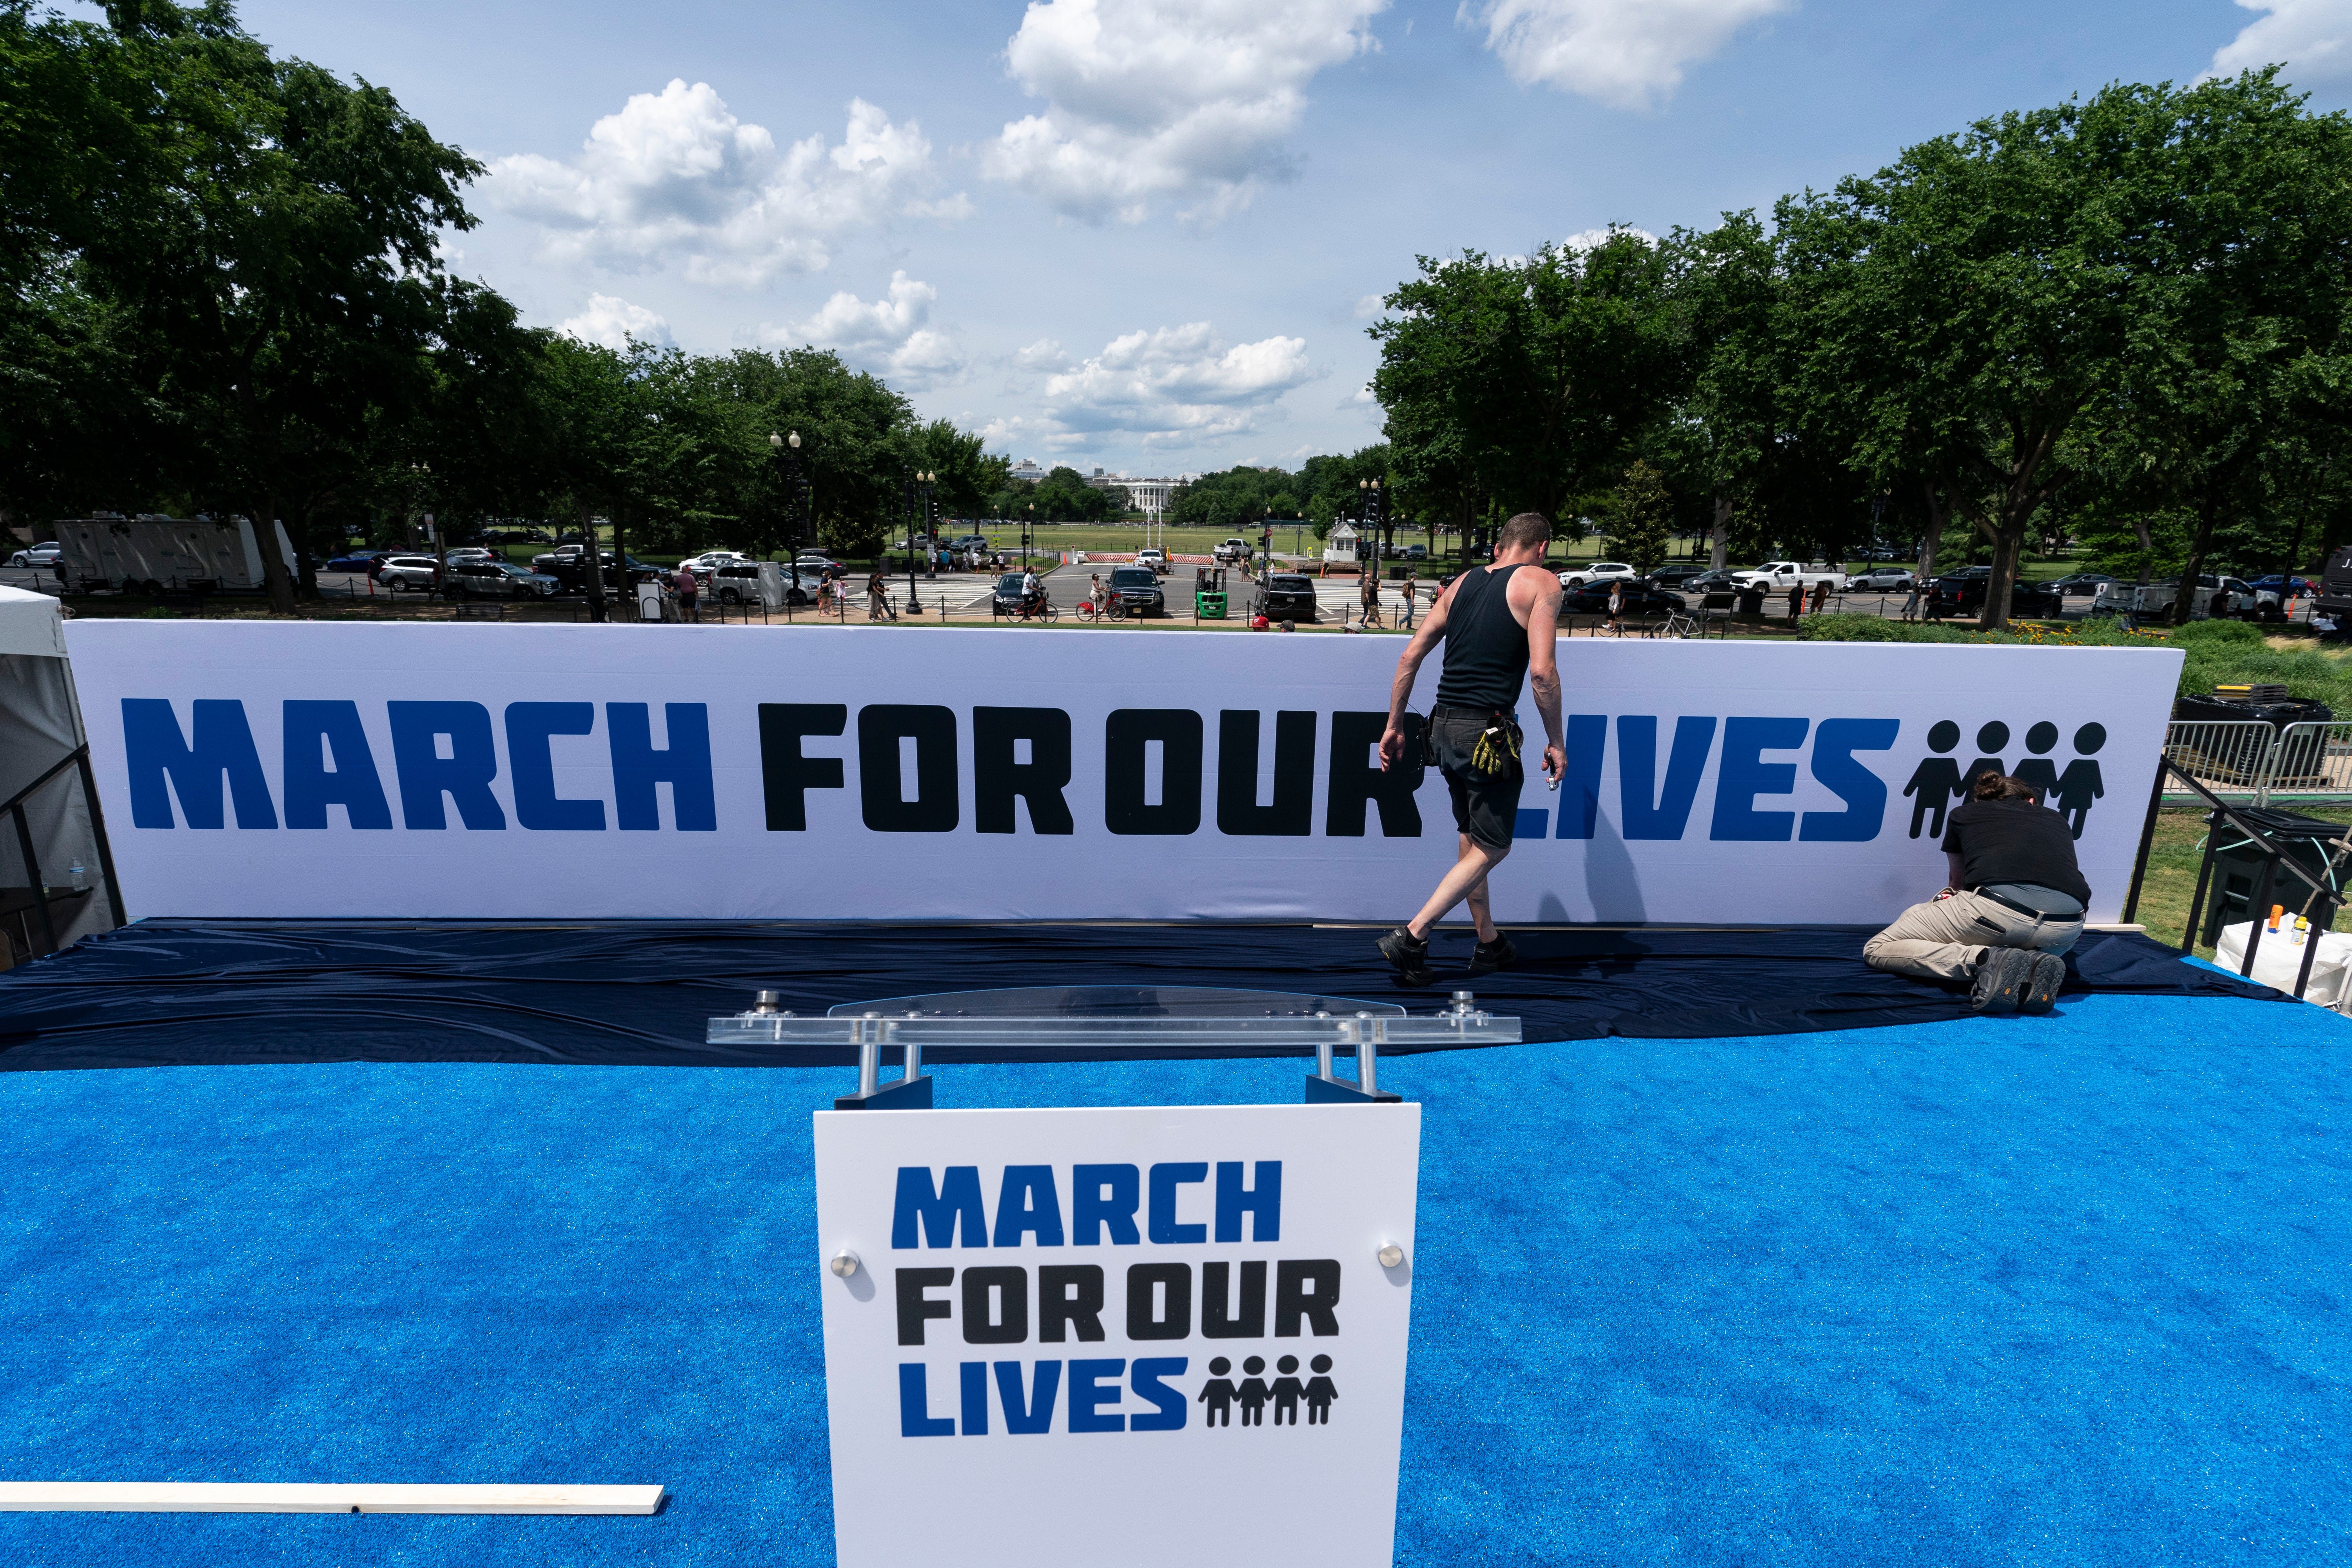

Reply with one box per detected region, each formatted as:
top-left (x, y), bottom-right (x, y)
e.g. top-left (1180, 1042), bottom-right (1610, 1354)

top-left (1864, 890), bottom-right (2084, 982)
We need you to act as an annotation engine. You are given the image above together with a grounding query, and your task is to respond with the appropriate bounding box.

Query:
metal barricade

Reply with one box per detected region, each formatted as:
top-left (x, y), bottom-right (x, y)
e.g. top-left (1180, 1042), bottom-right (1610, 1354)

top-left (2160, 720), bottom-right (2278, 804)
top-left (2262, 721), bottom-right (2352, 806)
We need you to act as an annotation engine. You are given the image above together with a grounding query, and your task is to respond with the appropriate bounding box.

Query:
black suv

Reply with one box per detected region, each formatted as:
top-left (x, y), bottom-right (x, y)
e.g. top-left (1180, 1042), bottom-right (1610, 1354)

top-left (1107, 565), bottom-right (1165, 617)
top-left (530, 547), bottom-right (665, 593)
top-left (1262, 574), bottom-right (1318, 621)
top-left (1927, 568), bottom-right (2063, 620)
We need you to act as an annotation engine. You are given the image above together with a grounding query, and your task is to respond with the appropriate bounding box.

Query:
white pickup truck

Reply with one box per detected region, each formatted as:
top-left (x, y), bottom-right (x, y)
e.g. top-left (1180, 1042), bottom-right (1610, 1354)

top-left (1730, 561), bottom-right (1849, 593)
top-left (1213, 537), bottom-right (1250, 563)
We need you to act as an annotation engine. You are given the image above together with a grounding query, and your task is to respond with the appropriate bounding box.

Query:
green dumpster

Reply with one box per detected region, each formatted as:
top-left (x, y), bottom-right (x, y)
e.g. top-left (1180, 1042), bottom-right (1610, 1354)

top-left (1195, 590), bottom-right (1228, 620)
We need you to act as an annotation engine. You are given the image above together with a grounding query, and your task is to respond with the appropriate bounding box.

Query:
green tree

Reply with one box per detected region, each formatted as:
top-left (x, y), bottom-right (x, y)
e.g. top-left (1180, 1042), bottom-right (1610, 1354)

top-left (1605, 460), bottom-right (1675, 575)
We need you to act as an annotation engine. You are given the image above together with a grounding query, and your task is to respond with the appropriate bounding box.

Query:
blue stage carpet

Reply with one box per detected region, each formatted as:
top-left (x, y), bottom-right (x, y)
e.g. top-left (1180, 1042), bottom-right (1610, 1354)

top-left (0, 987), bottom-right (2344, 1566)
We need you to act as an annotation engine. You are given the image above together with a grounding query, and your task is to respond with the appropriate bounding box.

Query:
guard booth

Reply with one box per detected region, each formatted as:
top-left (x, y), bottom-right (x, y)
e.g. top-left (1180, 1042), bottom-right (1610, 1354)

top-left (0, 585), bottom-right (125, 965)
top-left (1323, 521), bottom-right (1358, 571)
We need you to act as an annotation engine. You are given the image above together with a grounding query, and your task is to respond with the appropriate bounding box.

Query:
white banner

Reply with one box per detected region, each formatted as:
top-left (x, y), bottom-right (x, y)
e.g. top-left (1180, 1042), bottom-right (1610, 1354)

top-left (812, 1103), bottom-right (1421, 1568)
top-left (60, 621), bottom-right (2183, 923)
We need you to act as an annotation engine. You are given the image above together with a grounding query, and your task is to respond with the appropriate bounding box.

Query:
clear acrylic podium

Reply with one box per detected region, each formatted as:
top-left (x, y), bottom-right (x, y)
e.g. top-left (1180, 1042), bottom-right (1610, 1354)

top-left (705, 985), bottom-right (1520, 1108)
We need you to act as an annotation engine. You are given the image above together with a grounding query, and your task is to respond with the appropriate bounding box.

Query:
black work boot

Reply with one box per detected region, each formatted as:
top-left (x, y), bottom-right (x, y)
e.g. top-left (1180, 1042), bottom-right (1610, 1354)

top-left (1376, 927), bottom-right (1435, 987)
top-left (1969, 947), bottom-right (2032, 1013)
top-left (1466, 934), bottom-right (1518, 978)
top-left (2020, 951), bottom-right (2067, 1014)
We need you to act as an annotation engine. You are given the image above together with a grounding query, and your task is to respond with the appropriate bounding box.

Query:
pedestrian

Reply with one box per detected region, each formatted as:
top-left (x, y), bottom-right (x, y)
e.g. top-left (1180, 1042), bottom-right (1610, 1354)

top-left (867, 569), bottom-right (893, 621)
top-left (1606, 579), bottom-right (1625, 635)
top-left (674, 563), bottom-right (699, 622)
top-left (1398, 579), bottom-right (1417, 630)
top-left (1359, 565), bottom-right (1379, 629)
top-left (1374, 512), bottom-right (1565, 986)
top-left (1901, 580), bottom-right (1922, 621)
top-left (1787, 582), bottom-right (1803, 621)
top-left (1810, 577), bottom-right (1830, 614)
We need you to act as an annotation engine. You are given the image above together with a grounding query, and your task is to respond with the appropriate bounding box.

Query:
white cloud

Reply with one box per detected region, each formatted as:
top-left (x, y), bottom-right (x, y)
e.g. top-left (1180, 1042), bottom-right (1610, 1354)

top-left (982, 0), bottom-right (1388, 225)
top-left (2210, 0), bottom-right (2352, 85)
top-left (1461, 0), bottom-right (1792, 111)
top-left (766, 270), bottom-right (968, 389)
top-left (1016, 338), bottom-right (1073, 370)
top-left (490, 83), bottom-right (966, 286)
top-left (1563, 224), bottom-right (1656, 249)
top-left (559, 293), bottom-right (673, 349)
top-left (1352, 293), bottom-right (1386, 318)
top-left (1035, 321), bottom-right (1320, 446)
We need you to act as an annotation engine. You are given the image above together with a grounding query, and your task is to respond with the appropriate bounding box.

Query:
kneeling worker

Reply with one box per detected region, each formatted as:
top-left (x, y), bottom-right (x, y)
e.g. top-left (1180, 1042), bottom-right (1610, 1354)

top-left (1865, 772), bottom-right (2087, 1012)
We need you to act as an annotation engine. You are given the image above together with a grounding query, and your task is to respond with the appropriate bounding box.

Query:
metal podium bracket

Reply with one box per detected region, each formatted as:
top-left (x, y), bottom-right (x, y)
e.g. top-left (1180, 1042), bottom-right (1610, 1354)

top-left (832, 1013), bottom-right (931, 1111)
top-left (713, 985), bottom-right (1523, 1109)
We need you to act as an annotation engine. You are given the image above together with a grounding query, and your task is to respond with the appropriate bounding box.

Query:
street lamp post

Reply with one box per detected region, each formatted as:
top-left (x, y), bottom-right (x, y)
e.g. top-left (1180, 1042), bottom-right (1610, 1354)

top-left (908, 469), bottom-right (933, 615)
top-left (1025, 503), bottom-right (1034, 569)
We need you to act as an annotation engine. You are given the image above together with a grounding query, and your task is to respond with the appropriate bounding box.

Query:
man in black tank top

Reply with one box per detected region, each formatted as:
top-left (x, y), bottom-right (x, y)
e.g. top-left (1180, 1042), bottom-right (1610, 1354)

top-left (1373, 512), bottom-right (1566, 986)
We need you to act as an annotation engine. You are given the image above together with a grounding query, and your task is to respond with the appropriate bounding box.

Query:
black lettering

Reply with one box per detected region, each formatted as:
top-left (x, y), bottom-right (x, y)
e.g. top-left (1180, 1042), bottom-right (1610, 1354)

top-left (1037, 1264), bottom-right (1106, 1343)
top-left (1201, 1259), bottom-right (1267, 1339)
top-left (895, 1267), bottom-right (953, 1347)
top-left (1274, 1259), bottom-right (1341, 1337)
top-left (973, 707), bottom-right (1075, 835)
top-left (1325, 711), bottom-right (1423, 837)
top-left (757, 703), bottom-right (846, 831)
top-left (1216, 711), bottom-right (1317, 836)
top-left (960, 1265), bottom-right (1029, 1345)
top-left (1104, 709), bottom-right (1203, 835)
top-left (858, 704), bottom-right (959, 833)
top-left (1126, 1261), bottom-right (1194, 1341)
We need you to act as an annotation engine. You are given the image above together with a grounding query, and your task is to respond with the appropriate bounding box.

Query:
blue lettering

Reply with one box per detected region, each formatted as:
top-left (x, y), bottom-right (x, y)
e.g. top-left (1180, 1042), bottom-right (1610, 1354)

top-left (388, 702), bottom-right (506, 830)
top-left (122, 699), bottom-right (277, 829)
top-left (1068, 1358), bottom-right (1127, 1433)
top-left (959, 1361), bottom-right (989, 1436)
top-left (1514, 808), bottom-right (1549, 840)
top-left (1799, 719), bottom-right (1900, 842)
top-left (1619, 716), bottom-right (1716, 840)
top-left (1555, 713), bottom-right (1607, 838)
top-left (893, 1166), bottom-right (989, 1249)
top-left (994, 1359), bottom-right (1061, 1434)
top-left (1147, 1163), bottom-right (1208, 1245)
top-left (608, 703), bottom-right (716, 831)
top-left (1711, 717), bottom-right (1810, 841)
top-left (281, 701), bottom-right (392, 830)
top-left (506, 703), bottom-right (606, 831)
top-left (993, 1166), bottom-right (1065, 1248)
top-left (897, 1364), bottom-right (954, 1437)
top-left (1129, 1357), bottom-right (1189, 1432)
top-left (1214, 1161), bottom-right (1281, 1243)
top-left (1073, 1164), bottom-right (1141, 1245)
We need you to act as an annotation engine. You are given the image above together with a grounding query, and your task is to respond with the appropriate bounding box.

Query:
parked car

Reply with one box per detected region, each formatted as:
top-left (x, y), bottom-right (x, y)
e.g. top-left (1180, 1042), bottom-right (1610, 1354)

top-left (529, 547), bottom-right (665, 592)
top-left (1847, 566), bottom-right (1917, 592)
top-left (794, 554), bottom-right (846, 575)
top-left (1400, 543), bottom-right (1428, 561)
top-left (445, 547), bottom-right (494, 563)
top-left (948, 534), bottom-right (991, 554)
top-left (1731, 561), bottom-right (1850, 592)
top-left (1929, 568), bottom-right (2063, 619)
top-left (2248, 574), bottom-right (2317, 598)
top-left (679, 550), bottom-right (750, 575)
top-left (1136, 548), bottom-right (1169, 573)
top-left (1214, 537), bottom-right (1251, 563)
top-left (373, 555), bottom-right (442, 592)
top-left (1558, 561), bottom-right (1637, 590)
top-left (1262, 574), bottom-right (1318, 621)
top-left (9, 542), bottom-right (62, 568)
top-left (445, 559), bottom-right (557, 598)
top-left (1644, 563), bottom-right (1708, 590)
top-left (2045, 572), bottom-right (2116, 598)
top-left (1681, 569), bottom-right (1742, 596)
top-left (321, 550), bottom-right (385, 573)
top-left (1562, 583), bottom-right (1687, 617)
top-left (1106, 564), bottom-right (1165, 616)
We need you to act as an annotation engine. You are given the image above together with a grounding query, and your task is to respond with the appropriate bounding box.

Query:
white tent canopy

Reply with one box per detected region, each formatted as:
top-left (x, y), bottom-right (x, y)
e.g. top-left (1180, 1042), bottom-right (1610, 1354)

top-left (0, 586), bottom-right (118, 962)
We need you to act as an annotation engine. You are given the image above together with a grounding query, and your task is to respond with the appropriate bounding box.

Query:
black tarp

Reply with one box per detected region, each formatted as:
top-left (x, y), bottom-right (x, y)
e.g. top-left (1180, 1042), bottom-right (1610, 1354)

top-left (0, 920), bottom-right (2287, 1071)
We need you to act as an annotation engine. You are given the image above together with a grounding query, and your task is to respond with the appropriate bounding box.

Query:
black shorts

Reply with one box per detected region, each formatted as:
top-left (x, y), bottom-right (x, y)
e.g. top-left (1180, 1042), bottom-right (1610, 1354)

top-left (1429, 704), bottom-right (1524, 853)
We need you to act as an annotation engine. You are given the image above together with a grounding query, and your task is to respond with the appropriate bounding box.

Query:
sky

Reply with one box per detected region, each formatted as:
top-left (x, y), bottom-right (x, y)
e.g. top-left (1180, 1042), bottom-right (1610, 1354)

top-left (215, 0), bottom-right (2352, 478)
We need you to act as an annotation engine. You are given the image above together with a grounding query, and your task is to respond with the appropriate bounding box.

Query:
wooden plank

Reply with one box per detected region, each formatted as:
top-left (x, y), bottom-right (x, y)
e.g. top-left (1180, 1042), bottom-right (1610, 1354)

top-left (0, 1483), bottom-right (663, 1514)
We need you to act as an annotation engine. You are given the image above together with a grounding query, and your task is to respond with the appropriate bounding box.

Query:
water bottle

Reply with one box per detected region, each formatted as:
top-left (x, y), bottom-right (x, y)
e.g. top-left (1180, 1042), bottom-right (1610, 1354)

top-left (67, 860), bottom-right (86, 892)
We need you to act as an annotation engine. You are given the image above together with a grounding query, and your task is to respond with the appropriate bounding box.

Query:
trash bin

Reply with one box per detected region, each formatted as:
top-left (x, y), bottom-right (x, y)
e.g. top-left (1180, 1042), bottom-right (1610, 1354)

top-left (1195, 590), bottom-right (1227, 620)
top-left (2203, 806), bottom-right (2350, 940)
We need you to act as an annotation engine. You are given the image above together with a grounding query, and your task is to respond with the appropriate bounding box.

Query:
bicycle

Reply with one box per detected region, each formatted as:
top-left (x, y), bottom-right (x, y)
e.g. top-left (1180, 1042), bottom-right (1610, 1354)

top-left (1074, 598), bottom-right (1130, 622)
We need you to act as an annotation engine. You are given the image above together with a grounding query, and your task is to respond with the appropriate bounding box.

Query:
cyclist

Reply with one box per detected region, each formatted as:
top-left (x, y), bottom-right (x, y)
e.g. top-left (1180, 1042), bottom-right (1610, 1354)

top-left (1020, 565), bottom-right (1045, 618)
top-left (1089, 572), bottom-right (1106, 616)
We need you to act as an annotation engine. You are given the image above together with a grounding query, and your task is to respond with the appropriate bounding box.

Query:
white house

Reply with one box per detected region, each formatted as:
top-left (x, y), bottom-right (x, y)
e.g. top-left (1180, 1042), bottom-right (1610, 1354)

top-left (1323, 520), bottom-right (1359, 565)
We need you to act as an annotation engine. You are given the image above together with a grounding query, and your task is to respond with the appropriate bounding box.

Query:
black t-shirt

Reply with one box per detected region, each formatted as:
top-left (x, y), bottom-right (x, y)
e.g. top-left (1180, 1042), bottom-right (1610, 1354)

top-left (1940, 799), bottom-right (2091, 904)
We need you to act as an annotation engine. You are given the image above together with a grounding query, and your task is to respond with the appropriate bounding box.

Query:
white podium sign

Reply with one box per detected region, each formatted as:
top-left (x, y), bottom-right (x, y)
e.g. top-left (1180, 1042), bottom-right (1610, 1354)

top-left (812, 1103), bottom-right (1422, 1567)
